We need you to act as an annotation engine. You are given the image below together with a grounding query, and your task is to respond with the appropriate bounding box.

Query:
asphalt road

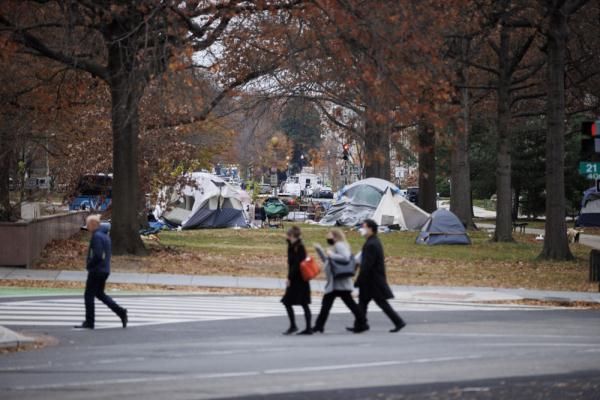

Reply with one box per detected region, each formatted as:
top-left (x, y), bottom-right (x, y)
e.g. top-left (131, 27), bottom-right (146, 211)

top-left (0, 295), bottom-right (599, 400)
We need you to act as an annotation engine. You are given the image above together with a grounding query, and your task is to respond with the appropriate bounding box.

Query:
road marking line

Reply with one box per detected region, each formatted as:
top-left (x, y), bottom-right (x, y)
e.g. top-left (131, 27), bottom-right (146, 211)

top-left (11, 371), bottom-right (261, 391)
top-left (10, 355), bottom-right (482, 391)
top-left (482, 343), bottom-right (600, 347)
top-left (406, 332), bottom-right (600, 340)
top-left (263, 355), bottom-right (482, 374)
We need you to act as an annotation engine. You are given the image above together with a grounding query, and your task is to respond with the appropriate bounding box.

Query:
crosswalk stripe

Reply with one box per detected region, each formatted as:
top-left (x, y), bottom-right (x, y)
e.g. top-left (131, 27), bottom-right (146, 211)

top-left (0, 295), bottom-right (548, 329)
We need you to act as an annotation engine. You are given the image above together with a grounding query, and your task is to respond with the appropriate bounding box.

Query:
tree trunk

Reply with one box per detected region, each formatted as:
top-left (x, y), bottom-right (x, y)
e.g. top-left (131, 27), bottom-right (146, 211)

top-left (494, 28), bottom-right (514, 242)
top-left (108, 46), bottom-right (147, 256)
top-left (363, 114), bottom-right (391, 179)
top-left (450, 84), bottom-right (474, 228)
top-left (418, 120), bottom-right (437, 213)
top-left (540, 8), bottom-right (573, 260)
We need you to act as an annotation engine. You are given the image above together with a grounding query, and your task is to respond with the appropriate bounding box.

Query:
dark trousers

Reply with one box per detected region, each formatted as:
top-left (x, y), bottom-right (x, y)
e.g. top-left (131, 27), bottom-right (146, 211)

top-left (285, 304), bottom-right (311, 329)
top-left (85, 271), bottom-right (124, 326)
top-left (315, 290), bottom-right (366, 330)
top-left (359, 296), bottom-right (404, 328)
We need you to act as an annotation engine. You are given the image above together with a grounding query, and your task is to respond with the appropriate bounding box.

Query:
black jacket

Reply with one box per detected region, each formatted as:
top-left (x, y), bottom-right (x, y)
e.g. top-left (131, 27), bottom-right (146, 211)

top-left (355, 235), bottom-right (393, 300)
top-left (281, 240), bottom-right (311, 305)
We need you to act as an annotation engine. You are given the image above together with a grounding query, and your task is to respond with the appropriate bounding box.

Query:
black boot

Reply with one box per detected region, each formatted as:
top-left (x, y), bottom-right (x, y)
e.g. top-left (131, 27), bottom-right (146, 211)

top-left (346, 324), bottom-right (369, 333)
top-left (74, 322), bottom-right (94, 330)
top-left (120, 309), bottom-right (128, 328)
top-left (390, 322), bottom-right (406, 333)
top-left (283, 326), bottom-right (298, 335)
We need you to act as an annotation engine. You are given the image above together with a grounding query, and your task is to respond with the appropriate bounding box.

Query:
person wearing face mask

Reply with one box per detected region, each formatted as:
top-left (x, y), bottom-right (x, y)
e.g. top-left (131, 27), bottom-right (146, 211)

top-left (281, 226), bottom-right (312, 335)
top-left (349, 219), bottom-right (406, 333)
top-left (313, 229), bottom-right (367, 333)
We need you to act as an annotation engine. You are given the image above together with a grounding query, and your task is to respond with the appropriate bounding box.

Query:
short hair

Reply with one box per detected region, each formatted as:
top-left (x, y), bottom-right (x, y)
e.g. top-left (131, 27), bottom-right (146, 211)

top-left (329, 228), bottom-right (347, 243)
top-left (287, 226), bottom-right (302, 239)
top-left (363, 219), bottom-right (378, 234)
top-left (86, 214), bottom-right (101, 225)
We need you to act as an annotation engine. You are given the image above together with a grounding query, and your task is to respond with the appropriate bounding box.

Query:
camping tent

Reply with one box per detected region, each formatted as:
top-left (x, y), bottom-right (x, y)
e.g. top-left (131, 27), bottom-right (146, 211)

top-left (372, 187), bottom-right (430, 229)
top-left (319, 178), bottom-right (429, 229)
top-left (154, 172), bottom-right (249, 229)
top-left (577, 187), bottom-right (600, 227)
top-left (416, 209), bottom-right (471, 245)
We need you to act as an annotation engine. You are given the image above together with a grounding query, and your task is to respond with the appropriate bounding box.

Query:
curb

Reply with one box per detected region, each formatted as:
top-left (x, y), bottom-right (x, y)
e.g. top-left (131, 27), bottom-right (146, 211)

top-left (0, 326), bottom-right (35, 349)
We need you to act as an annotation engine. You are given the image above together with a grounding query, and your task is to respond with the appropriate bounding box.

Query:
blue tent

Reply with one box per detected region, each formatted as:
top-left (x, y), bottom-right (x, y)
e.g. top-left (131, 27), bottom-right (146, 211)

top-left (576, 187), bottom-right (600, 227)
top-left (416, 209), bottom-right (471, 245)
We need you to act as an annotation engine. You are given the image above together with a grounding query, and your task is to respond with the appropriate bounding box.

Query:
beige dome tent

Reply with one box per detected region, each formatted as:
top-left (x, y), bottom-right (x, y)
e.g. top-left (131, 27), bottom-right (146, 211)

top-left (372, 187), bottom-right (430, 230)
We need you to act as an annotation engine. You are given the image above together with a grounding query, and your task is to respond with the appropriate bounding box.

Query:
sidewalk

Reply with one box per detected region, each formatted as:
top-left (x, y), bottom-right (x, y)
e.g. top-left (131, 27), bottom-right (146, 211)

top-left (1, 266), bottom-right (599, 303)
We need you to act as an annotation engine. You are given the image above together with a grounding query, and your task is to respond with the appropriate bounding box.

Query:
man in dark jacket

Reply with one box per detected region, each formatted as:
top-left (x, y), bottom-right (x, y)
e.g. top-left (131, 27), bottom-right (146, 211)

top-left (75, 215), bottom-right (127, 330)
top-left (349, 219), bottom-right (406, 333)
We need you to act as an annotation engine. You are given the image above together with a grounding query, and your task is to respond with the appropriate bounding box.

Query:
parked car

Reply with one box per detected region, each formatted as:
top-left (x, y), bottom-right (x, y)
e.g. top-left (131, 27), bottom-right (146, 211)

top-left (314, 186), bottom-right (334, 199)
top-left (69, 174), bottom-right (112, 211)
top-left (259, 184), bottom-right (272, 195)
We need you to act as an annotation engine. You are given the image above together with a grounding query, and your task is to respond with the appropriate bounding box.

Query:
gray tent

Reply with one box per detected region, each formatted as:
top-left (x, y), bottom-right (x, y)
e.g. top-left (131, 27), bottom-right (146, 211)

top-left (416, 209), bottom-right (470, 245)
top-left (319, 178), bottom-right (429, 229)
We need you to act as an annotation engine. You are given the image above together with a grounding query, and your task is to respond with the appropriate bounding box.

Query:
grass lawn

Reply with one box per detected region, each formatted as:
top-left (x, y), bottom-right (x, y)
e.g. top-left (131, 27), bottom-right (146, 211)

top-left (36, 225), bottom-right (597, 292)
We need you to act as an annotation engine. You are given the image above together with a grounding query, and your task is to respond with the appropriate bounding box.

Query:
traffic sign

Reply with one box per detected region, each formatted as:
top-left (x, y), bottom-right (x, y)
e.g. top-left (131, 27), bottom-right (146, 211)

top-left (579, 162), bottom-right (600, 179)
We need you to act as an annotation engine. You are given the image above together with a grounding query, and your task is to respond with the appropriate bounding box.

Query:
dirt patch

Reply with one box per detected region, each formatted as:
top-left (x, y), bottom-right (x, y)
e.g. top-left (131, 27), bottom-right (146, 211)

top-left (0, 332), bottom-right (58, 355)
top-left (35, 235), bottom-right (288, 277)
top-left (384, 256), bottom-right (597, 292)
top-left (32, 230), bottom-right (599, 293)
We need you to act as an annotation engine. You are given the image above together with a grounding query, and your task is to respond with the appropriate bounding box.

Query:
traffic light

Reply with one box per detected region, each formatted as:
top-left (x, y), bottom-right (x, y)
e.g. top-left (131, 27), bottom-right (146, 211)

top-left (581, 120), bottom-right (600, 160)
top-left (582, 120), bottom-right (599, 137)
top-left (342, 144), bottom-right (350, 160)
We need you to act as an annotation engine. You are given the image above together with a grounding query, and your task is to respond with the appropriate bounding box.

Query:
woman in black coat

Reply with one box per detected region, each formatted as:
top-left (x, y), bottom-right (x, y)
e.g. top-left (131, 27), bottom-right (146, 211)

top-left (281, 226), bottom-right (312, 335)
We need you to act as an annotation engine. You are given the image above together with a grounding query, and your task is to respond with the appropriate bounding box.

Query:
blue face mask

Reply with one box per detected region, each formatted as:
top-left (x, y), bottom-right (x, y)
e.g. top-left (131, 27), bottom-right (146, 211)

top-left (359, 227), bottom-right (368, 237)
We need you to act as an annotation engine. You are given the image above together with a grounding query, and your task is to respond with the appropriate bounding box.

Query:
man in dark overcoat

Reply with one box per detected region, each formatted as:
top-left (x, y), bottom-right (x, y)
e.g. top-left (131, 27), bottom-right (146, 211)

top-left (350, 219), bottom-right (406, 333)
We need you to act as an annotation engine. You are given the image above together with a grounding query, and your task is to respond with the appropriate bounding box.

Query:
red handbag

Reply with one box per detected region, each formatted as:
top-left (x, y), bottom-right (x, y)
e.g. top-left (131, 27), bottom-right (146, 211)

top-left (300, 256), bottom-right (320, 281)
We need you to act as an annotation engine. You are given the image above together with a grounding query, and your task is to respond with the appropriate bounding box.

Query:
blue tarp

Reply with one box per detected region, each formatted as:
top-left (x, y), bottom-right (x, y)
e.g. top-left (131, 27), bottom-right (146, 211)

top-left (182, 208), bottom-right (247, 229)
top-left (69, 195), bottom-right (111, 211)
top-left (416, 209), bottom-right (470, 245)
top-left (576, 187), bottom-right (600, 227)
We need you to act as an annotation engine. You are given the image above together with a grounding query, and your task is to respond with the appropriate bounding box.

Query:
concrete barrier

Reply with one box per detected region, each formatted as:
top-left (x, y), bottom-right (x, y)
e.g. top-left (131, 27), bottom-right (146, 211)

top-left (0, 211), bottom-right (88, 268)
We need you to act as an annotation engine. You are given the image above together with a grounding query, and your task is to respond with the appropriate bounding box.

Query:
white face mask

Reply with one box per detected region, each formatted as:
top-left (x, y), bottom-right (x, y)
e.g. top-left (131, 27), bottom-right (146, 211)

top-left (359, 227), bottom-right (368, 237)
